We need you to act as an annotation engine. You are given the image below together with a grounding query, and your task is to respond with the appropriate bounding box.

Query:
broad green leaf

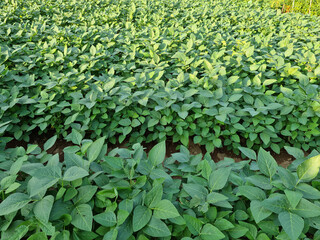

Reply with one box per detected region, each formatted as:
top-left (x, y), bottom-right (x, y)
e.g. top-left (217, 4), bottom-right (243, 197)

top-left (55, 230), bottom-right (70, 240)
top-left (71, 204), bottom-right (93, 231)
top-left (206, 192), bottom-right (228, 204)
top-left (184, 214), bottom-right (203, 235)
top-left (257, 148), bottom-right (277, 178)
top-left (292, 198), bottom-right (320, 218)
top-left (34, 195), bottom-right (54, 223)
top-left (250, 200), bottom-right (272, 223)
top-left (200, 223), bottom-right (225, 240)
top-left (228, 224), bottom-right (248, 238)
top-left (87, 137), bottom-right (106, 162)
top-left (209, 167), bottom-right (231, 191)
top-left (183, 183), bottom-right (208, 200)
top-left (239, 221), bottom-right (257, 239)
top-left (63, 166), bottom-right (89, 181)
top-left (117, 209), bottom-right (129, 225)
top-left (284, 190), bottom-right (303, 208)
top-left (6, 225), bottom-right (29, 240)
top-left (133, 205), bottom-right (152, 232)
top-left (297, 155), bottom-right (320, 181)
top-left (238, 147), bottom-right (256, 160)
top-left (71, 129), bottom-right (83, 145)
top-left (258, 221), bottom-right (279, 236)
top-left (237, 185), bottom-right (266, 201)
top-left (284, 146), bottom-right (304, 159)
top-left (94, 211), bottom-right (117, 227)
top-left (27, 232), bottom-right (48, 240)
top-left (145, 184), bottom-right (163, 208)
top-left (103, 228), bottom-right (118, 240)
top-left (119, 199), bottom-right (133, 214)
top-left (153, 199), bottom-right (180, 219)
top-left (278, 212), bottom-right (303, 240)
top-left (0, 193), bottom-right (30, 216)
top-left (262, 194), bottom-right (288, 213)
top-left (73, 185), bottom-right (98, 204)
top-left (229, 94), bottom-right (242, 102)
top-left (296, 183), bottom-right (320, 199)
top-left (28, 165), bottom-right (61, 197)
top-left (44, 135), bottom-right (57, 151)
top-left (247, 175), bottom-right (272, 190)
top-left (278, 167), bottom-right (297, 189)
top-left (148, 141), bottom-right (166, 166)
top-left (143, 217), bottom-right (171, 237)
top-left (214, 218), bottom-right (234, 231)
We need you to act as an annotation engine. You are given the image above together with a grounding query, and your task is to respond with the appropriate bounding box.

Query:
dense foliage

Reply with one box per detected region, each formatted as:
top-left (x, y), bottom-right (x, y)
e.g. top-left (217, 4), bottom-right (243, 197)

top-left (268, 0), bottom-right (320, 16)
top-left (0, 0), bottom-right (320, 153)
top-left (0, 137), bottom-right (320, 240)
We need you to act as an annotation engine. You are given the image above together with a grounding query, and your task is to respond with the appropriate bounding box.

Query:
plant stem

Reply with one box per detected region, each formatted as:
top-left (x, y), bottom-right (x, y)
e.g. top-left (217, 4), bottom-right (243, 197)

top-left (309, 0), bottom-right (313, 14)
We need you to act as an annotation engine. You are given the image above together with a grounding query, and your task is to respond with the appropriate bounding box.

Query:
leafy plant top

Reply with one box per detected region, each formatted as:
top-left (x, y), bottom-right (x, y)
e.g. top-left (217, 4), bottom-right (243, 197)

top-left (0, 137), bottom-right (320, 239)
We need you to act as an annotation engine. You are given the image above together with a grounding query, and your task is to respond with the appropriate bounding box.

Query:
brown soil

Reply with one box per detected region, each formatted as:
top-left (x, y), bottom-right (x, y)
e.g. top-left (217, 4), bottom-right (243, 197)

top-left (5, 134), bottom-right (298, 168)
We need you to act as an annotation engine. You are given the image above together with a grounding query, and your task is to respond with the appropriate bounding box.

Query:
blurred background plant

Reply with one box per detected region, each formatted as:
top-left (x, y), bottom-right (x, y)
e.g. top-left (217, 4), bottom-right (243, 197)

top-left (267, 0), bottom-right (320, 15)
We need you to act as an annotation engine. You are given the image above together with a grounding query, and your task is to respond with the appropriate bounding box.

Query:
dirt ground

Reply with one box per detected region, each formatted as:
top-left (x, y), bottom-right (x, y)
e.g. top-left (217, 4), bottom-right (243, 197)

top-left (5, 133), bottom-right (297, 168)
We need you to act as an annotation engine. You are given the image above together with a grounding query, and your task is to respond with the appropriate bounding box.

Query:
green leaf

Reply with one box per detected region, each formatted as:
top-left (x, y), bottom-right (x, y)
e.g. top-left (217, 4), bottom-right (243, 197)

top-left (117, 209), bottom-right (129, 225)
top-left (34, 195), bottom-right (54, 223)
top-left (278, 167), bottom-right (297, 189)
top-left (214, 218), bottom-right (234, 231)
top-left (73, 185), bottom-right (98, 204)
top-left (184, 214), bottom-right (203, 235)
top-left (94, 211), bottom-right (117, 227)
top-left (292, 198), bottom-right (320, 218)
top-left (55, 230), bottom-right (70, 240)
top-left (153, 199), bottom-right (180, 219)
top-left (87, 137), bottom-right (106, 163)
top-left (247, 175), bottom-right (273, 190)
top-left (209, 167), bottom-right (231, 191)
top-left (148, 119), bottom-right (159, 128)
top-left (71, 204), bottom-right (93, 231)
top-left (206, 192), bottom-right (228, 204)
top-left (284, 190), bottom-right (303, 208)
top-left (258, 221), bottom-right (279, 236)
top-left (145, 184), bottom-right (163, 208)
top-left (200, 223), bottom-right (225, 240)
top-left (7, 225), bottom-right (29, 240)
top-left (44, 135), bottom-right (57, 151)
top-left (262, 194), bottom-right (288, 213)
top-left (27, 232), bottom-right (48, 240)
top-left (278, 212), bottom-right (303, 240)
top-left (250, 200), bottom-right (272, 223)
top-left (284, 146), bottom-right (304, 159)
top-left (119, 199), bottom-right (133, 214)
top-left (63, 166), bottom-right (89, 181)
top-left (257, 148), bottom-right (277, 178)
top-left (133, 205), bottom-right (152, 232)
top-left (228, 224), bottom-right (249, 238)
top-left (183, 183), bottom-right (208, 200)
top-left (237, 185), bottom-right (266, 201)
top-left (71, 129), bottom-right (83, 145)
top-left (119, 119), bottom-right (131, 127)
top-left (297, 155), bottom-right (320, 181)
top-left (229, 94), bottom-right (242, 102)
top-left (143, 217), bottom-right (171, 237)
top-left (238, 147), bottom-right (256, 159)
top-left (0, 193), bottom-right (30, 216)
top-left (28, 165), bottom-right (61, 197)
top-left (148, 141), bottom-right (166, 166)
top-left (296, 183), bottom-right (320, 199)
top-left (103, 228), bottom-right (118, 240)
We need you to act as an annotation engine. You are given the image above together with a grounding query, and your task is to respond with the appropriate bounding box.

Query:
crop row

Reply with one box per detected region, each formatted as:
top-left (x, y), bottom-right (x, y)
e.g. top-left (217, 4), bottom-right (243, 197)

top-left (0, 0), bottom-right (320, 153)
top-left (0, 136), bottom-right (320, 239)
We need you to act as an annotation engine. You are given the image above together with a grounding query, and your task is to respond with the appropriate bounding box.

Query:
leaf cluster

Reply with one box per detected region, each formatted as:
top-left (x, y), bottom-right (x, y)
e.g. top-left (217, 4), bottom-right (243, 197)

top-left (1, 137), bottom-right (320, 240)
